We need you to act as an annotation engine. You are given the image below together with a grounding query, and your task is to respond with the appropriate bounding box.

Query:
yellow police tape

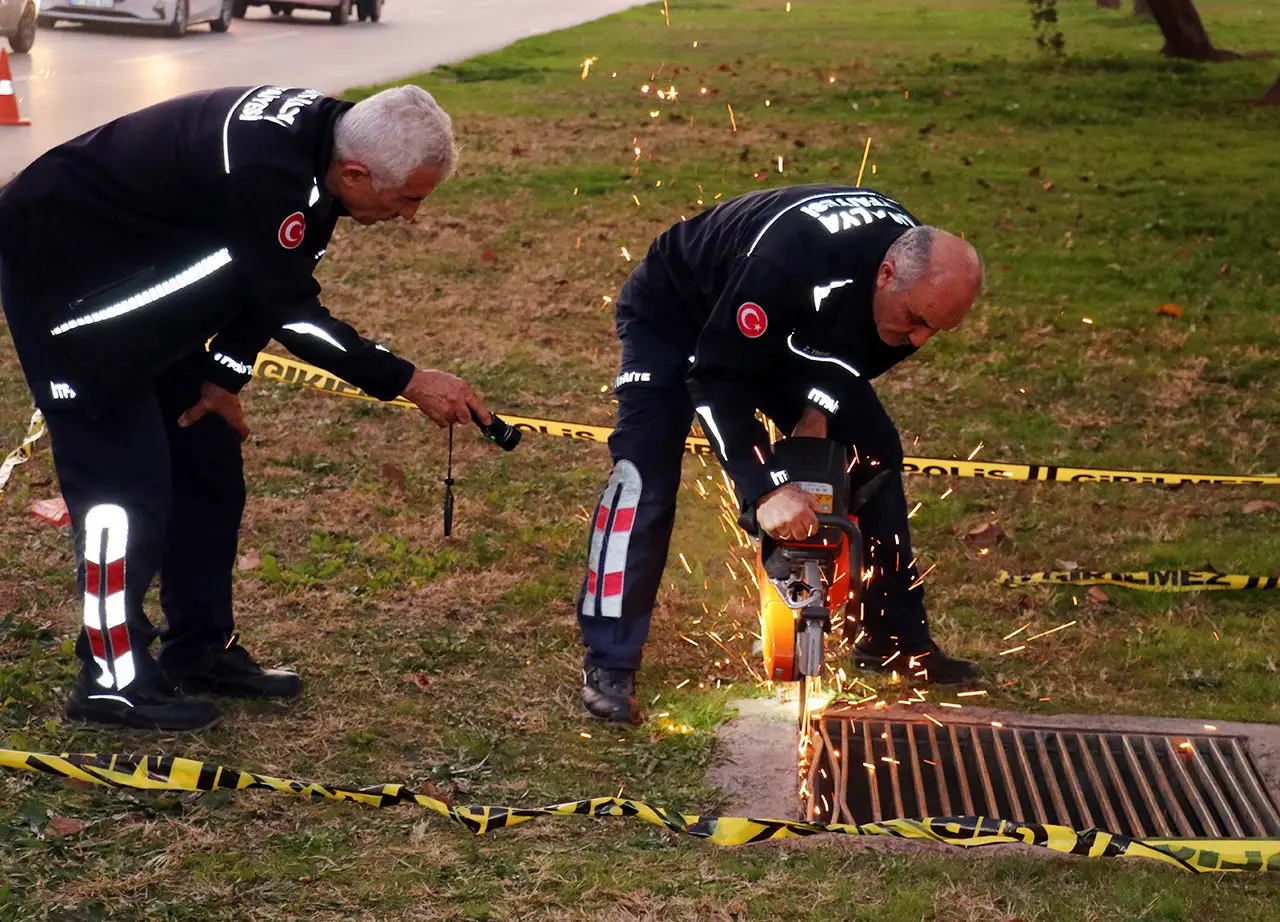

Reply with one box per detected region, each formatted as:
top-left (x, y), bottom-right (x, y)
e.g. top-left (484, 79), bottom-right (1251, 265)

top-left (3, 749), bottom-right (1277, 872)
top-left (252, 352), bottom-right (1280, 486)
top-left (0, 409), bottom-right (45, 498)
top-left (999, 570), bottom-right (1280, 591)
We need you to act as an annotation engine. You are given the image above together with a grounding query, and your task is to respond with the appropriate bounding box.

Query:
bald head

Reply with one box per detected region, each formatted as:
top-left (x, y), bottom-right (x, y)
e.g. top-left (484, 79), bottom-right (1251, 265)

top-left (871, 226), bottom-right (983, 348)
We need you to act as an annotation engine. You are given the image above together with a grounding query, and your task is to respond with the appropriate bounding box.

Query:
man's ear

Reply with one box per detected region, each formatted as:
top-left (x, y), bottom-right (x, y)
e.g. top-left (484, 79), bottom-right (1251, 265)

top-left (338, 160), bottom-right (372, 187)
top-left (875, 259), bottom-right (895, 290)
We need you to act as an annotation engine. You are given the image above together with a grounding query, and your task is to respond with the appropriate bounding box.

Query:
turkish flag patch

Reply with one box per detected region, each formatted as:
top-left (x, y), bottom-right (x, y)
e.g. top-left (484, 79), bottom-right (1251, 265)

top-left (736, 302), bottom-right (768, 338)
top-left (278, 212), bottom-right (306, 249)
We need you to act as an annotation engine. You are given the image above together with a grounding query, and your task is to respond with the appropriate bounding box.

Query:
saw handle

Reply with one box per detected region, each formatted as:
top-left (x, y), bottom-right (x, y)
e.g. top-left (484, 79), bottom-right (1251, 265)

top-left (737, 469), bottom-right (891, 538)
top-left (737, 510), bottom-right (857, 543)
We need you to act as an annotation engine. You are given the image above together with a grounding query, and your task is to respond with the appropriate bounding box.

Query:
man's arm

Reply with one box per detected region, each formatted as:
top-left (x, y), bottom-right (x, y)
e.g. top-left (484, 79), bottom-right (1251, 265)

top-left (216, 167), bottom-right (415, 396)
top-left (685, 256), bottom-right (811, 507)
top-left (214, 167), bottom-right (486, 425)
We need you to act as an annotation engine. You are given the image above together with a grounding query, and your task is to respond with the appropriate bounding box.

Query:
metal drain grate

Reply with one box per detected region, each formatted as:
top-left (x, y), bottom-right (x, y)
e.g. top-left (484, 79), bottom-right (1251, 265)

top-left (805, 714), bottom-right (1280, 839)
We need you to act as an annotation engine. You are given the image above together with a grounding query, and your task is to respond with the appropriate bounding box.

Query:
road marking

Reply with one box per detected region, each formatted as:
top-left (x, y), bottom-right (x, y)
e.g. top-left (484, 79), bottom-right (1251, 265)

top-left (242, 29), bottom-right (301, 43)
top-left (113, 46), bottom-right (212, 65)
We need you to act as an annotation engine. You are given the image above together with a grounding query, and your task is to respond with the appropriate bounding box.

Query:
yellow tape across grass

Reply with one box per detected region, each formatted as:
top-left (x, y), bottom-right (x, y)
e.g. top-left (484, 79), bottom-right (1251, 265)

top-left (1000, 571), bottom-right (1280, 591)
top-left (3, 748), bottom-right (1278, 873)
top-left (252, 352), bottom-right (1280, 486)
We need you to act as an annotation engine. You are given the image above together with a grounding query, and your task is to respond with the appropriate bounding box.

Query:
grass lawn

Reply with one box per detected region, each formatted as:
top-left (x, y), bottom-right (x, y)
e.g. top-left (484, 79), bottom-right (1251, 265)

top-left (2, 0), bottom-right (1280, 918)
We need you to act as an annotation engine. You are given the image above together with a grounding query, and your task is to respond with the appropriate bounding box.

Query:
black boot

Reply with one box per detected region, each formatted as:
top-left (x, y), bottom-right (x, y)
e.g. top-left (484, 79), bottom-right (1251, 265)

top-left (164, 638), bottom-right (301, 700)
top-left (583, 666), bottom-right (640, 725)
top-left (852, 637), bottom-right (979, 685)
top-left (65, 674), bottom-right (220, 732)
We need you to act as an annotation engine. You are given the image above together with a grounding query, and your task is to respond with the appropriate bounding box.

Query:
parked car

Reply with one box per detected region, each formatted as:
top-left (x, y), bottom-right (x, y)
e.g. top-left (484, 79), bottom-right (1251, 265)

top-left (233, 0), bottom-right (381, 25)
top-left (0, 0), bottom-right (38, 53)
top-left (37, 0), bottom-right (233, 38)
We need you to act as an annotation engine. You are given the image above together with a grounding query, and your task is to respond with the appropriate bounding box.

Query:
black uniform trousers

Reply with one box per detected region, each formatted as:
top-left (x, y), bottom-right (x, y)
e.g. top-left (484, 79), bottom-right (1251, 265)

top-left (577, 285), bottom-right (930, 673)
top-left (2, 258), bottom-right (245, 693)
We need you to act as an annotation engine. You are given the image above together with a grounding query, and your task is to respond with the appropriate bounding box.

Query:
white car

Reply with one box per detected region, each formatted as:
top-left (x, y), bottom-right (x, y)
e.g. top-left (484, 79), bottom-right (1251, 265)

top-left (0, 0), bottom-right (38, 52)
top-left (37, 0), bottom-right (233, 37)
top-left (233, 0), bottom-right (381, 25)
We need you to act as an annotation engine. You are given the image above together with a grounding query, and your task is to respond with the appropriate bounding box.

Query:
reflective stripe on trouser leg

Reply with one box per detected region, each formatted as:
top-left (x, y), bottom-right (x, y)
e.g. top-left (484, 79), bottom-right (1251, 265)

top-left (580, 460), bottom-right (642, 620)
top-left (83, 504), bottom-right (134, 690)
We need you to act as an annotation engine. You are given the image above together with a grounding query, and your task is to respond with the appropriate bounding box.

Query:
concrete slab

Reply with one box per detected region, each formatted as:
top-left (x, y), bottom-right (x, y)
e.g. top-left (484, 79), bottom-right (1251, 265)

top-left (709, 697), bottom-right (1280, 823)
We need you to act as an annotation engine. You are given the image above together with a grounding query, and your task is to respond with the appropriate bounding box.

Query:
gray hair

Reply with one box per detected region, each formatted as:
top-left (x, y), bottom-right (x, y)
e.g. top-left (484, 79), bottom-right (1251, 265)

top-left (334, 85), bottom-right (458, 191)
top-left (885, 226), bottom-right (938, 290)
top-left (887, 225), bottom-right (986, 294)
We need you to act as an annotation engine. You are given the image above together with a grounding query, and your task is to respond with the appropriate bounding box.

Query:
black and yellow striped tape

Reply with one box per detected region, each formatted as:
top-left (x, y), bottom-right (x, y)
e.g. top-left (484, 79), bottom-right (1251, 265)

top-left (999, 570), bottom-right (1280, 592)
top-left (3, 749), bottom-right (1278, 873)
top-left (251, 352), bottom-right (1280, 486)
top-left (0, 408), bottom-right (45, 497)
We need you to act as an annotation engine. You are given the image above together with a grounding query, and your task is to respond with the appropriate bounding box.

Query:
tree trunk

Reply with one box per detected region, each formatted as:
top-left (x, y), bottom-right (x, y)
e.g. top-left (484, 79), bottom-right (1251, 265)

top-left (1133, 0), bottom-right (1150, 15)
top-left (1146, 0), bottom-right (1239, 60)
top-left (1260, 74), bottom-right (1280, 106)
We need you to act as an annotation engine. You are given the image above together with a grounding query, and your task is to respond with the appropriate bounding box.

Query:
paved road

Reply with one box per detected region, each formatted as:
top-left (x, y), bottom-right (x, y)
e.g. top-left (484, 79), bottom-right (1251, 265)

top-left (1, 0), bottom-right (644, 179)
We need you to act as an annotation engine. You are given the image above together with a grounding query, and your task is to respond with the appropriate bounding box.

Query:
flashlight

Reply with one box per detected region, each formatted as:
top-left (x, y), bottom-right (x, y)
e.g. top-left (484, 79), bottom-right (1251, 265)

top-left (470, 408), bottom-right (521, 451)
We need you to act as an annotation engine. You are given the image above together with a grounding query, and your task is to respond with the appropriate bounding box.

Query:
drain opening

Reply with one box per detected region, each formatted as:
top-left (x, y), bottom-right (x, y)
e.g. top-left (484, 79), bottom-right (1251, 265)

top-left (806, 714), bottom-right (1280, 840)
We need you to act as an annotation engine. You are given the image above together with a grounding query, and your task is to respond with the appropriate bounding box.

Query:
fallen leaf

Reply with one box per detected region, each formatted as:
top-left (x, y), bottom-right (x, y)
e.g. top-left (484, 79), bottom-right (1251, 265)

top-left (45, 817), bottom-right (84, 837)
top-left (480, 248), bottom-right (498, 263)
top-left (965, 522), bottom-right (1005, 548)
top-left (417, 781), bottom-right (455, 807)
top-left (1156, 303), bottom-right (1184, 317)
top-left (236, 551), bottom-right (261, 572)
top-left (409, 820), bottom-right (432, 844)
top-left (381, 463), bottom-right (406, 490)
top-left (508, 147), bottom-right (527, 157)
top-left (407, 672), bottom-right (431, 690)
top-left (29, 497), bottom-right (70, 529)
top-left (1219, 263), bottom-right (1231, 275)
top-left (1041, 180), bottom-right (1054, 191)
top-left (1028, 166), bottom-right (1041, 178)
top-left (452, 779), bottom-right (474, 795)
top-left (1056, 560), bottom-right (1079, 571)
top-left (1087, 587), bottom-right (1109, 603)
top-left (1242, 500), bottom-right (1280, 515)
top-left (1017, 595), bottom-right (1036, 611)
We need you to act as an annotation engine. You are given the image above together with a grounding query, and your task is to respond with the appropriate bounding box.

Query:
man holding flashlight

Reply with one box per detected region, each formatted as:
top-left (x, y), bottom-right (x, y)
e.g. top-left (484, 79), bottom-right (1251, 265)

top-left (0, 84), bottom-right (491, 731)
top-left (577, 185), bottom-right (984, 724)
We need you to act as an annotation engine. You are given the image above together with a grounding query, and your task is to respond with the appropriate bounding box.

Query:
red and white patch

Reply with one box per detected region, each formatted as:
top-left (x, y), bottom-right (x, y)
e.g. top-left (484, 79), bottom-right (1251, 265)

top-left (278, 212), bottom-right (306, 249)
top-left (736, 301), bottom-right (768, 339)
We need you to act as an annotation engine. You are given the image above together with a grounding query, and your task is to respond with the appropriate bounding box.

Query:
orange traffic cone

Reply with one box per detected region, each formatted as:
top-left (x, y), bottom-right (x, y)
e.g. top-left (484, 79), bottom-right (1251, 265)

top-left (0, 49), bottom-right (30, 127)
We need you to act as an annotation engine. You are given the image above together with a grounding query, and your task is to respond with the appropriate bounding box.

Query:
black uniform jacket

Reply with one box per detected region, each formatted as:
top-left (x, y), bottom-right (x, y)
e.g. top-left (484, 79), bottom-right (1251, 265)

top-left (0, 85), bottom-right (414, 414)
top-left (629, 184), bottom-right (920, 505)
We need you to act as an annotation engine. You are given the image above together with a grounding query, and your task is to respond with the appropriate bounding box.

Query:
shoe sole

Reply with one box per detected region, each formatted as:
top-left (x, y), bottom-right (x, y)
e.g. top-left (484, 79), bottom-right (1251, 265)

top-left (64, 709), bottom-right (221, 733)
top-left (171, 679), bottom-right (302, 700)
top-left (852, 658), bottom-right (979, 686)
top-left (583, 703), bottom-right (642, 726)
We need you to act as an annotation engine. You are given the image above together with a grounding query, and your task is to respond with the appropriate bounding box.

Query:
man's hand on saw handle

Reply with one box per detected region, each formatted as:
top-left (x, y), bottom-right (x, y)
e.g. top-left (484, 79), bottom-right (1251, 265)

top-left (403, 369), bottom-right (491, 428)
top-left (756, 484), bottom-right (823, 542)
top-left (754, 408), bottom-right (831, 540)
